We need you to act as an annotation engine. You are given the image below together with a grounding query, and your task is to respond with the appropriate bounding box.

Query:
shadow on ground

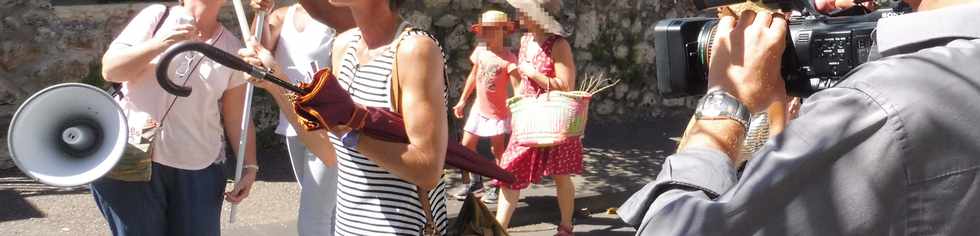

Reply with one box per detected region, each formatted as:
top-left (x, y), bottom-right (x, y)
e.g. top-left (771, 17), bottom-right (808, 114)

top-left (445, 114), bottom-right (692, 231)
top-left (0, 114), bottom-right (692, 231)
top-left (0, 169), bottom-right (89, 222)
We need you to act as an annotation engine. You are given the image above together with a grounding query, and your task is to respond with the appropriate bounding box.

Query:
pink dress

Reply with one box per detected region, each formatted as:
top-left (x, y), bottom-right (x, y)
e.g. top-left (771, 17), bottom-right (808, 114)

top-left (497, 34), bottom-right (583, 190)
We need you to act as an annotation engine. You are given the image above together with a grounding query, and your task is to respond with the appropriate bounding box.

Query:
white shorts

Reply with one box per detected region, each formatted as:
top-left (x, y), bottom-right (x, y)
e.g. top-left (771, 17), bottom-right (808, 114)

top-left (463, 109), bottom-right (511, 137)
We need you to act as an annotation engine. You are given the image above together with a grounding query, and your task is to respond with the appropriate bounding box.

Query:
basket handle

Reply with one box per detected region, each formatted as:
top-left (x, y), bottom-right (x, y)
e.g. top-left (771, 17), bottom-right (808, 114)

top-left (545, 75), bottom-right (551, 101)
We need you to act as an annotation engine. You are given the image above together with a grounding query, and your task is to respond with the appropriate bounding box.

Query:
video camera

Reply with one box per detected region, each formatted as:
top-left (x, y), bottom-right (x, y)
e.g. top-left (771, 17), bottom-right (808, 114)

top-left (655, 0), bottom-right (910, 97)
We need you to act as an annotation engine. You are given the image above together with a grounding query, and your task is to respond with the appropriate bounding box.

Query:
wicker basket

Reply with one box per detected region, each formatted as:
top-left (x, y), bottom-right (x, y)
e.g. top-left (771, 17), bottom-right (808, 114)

top-left (507, 91), bottom-right (592, 147)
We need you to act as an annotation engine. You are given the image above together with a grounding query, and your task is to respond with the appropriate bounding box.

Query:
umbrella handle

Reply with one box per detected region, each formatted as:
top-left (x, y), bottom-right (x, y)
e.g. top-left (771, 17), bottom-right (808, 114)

top-left (155, 42), bottom-right (308, 96)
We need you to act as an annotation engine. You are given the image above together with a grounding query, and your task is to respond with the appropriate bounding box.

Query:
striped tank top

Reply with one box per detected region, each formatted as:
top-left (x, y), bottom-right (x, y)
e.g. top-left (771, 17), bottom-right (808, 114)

top-left (331, 24), bottom-right (450, 235)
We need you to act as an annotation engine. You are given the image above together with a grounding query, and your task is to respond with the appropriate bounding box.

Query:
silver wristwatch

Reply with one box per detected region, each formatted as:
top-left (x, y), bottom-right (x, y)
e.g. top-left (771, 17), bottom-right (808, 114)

top-left (695, 90), bottom-right (751, 130)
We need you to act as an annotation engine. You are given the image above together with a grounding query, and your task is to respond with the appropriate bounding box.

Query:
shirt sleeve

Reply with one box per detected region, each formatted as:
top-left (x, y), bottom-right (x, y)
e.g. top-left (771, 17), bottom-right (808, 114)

top-left (619, 83), bottom-right (893, 235)
top-left (107, 4), bottom-right (168, 52)
top-left (226, 66), bottom-right (247, 90)
top-left (470, 46), bottom-right (481, 64)
top-left (223, 39), bottom-right (247, 90)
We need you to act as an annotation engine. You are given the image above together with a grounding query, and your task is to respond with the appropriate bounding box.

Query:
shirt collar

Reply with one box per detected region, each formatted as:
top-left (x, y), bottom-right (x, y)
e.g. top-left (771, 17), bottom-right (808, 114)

top-left (876, 3), bottom-right (980, 55)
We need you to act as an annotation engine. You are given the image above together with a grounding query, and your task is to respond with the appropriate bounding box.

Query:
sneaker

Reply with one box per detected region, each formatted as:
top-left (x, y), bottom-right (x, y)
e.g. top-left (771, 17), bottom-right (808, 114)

top-left (451, 186), bottom-right (483, 200)
top-left (482, 187), bottom-right (498, 204)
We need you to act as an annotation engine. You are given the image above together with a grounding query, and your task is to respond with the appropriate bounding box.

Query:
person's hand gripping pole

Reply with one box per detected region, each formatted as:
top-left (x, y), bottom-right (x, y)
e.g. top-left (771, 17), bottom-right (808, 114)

top-left (227, 0), bottom-right (269, 224)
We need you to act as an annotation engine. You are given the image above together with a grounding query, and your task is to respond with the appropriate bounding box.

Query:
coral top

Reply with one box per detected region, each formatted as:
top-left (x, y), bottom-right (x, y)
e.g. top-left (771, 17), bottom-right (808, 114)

top-left (470, 45), bottom-right (517, 119)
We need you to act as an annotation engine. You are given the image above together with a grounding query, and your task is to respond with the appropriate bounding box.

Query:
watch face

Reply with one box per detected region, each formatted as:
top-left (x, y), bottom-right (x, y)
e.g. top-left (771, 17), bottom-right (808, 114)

top-left (704, 94), bottom-right (727, 116)
top-left (709, 94), bottom-right (725, 106)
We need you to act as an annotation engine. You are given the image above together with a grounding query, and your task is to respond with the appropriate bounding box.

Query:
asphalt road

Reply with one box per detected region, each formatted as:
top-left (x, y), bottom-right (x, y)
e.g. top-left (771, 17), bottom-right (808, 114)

top-left (0, 118), bottom-right (689, 236)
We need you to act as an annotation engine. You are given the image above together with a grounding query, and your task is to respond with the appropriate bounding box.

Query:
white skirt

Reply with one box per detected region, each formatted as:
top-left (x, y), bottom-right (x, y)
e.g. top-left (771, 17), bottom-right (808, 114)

top-left (463, 109), bottom-right (511, 137)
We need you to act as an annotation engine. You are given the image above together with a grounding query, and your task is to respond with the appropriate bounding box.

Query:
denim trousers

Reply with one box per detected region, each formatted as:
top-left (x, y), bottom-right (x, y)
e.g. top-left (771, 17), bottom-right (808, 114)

top-left (91, 162), bottom-right (226, 236)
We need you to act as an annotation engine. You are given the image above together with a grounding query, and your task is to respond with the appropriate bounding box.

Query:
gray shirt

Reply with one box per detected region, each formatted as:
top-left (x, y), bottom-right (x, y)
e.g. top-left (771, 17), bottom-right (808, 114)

top-left (619, 3), bottom-right (980, 235)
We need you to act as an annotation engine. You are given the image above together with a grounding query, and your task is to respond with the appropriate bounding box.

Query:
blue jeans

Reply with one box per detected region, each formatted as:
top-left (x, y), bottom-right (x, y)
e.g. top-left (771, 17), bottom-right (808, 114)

top-left (91, 162), bottom-right (227, 236)
top-left (285, 136), bottom-right (337, 236)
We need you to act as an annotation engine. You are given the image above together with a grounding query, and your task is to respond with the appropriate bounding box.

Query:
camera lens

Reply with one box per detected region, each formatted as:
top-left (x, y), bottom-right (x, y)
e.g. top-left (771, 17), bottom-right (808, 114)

top-left (696, 20), bottom-right (720, 67)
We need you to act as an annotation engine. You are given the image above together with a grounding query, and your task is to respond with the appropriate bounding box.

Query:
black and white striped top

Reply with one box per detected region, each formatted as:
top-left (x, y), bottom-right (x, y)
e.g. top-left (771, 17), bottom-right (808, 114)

top-left (331, 24), bottom-right (449, 236)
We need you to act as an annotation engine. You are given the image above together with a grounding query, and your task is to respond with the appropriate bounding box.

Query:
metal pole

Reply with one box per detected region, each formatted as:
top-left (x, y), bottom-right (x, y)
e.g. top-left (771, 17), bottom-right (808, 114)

top-left (228, 0), bottom-right (265, 224)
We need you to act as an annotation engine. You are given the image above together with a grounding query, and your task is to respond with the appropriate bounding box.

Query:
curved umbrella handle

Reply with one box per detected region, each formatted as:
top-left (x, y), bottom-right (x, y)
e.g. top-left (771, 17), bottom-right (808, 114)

top-left (156, 41), bottom-right (307, 97)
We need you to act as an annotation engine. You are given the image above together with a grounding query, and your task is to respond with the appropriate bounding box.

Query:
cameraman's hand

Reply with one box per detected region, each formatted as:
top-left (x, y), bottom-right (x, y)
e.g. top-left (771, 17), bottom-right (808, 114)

top-left (707, 9), bottom-right (788, 113)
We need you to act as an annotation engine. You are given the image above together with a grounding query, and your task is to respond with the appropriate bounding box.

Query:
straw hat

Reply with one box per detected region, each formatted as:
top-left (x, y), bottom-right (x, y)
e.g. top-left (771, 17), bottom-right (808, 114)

top-left (470, 10), bottom-right (516, 33)
top-left (507, 0), bottom-right (565, 36)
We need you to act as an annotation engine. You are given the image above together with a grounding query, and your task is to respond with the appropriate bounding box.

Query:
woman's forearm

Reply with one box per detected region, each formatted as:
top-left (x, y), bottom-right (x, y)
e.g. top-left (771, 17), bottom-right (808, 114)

top-left (526, 72), bottom-right (569, 91)
top-left (102, 39), bottom-right (170, 83)
top-left (267, 86), bottom-right (338, 166)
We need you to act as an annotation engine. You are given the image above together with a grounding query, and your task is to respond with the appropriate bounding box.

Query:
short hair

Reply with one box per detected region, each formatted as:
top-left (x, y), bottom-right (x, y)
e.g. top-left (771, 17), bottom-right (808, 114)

top-left (389, 0), bottom-right (405, 11)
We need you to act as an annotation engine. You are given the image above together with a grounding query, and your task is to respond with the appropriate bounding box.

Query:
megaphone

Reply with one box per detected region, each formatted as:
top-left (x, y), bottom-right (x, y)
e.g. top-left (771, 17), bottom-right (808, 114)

top-left (7, 83), bottom-right (128, 187)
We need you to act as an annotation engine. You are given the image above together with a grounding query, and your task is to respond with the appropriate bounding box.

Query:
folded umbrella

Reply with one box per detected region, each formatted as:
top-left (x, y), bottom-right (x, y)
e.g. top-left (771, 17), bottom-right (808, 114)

top-left (292, 68), bottom-right (516, 183)
top-left (156, 42), bottom-right (515, 183)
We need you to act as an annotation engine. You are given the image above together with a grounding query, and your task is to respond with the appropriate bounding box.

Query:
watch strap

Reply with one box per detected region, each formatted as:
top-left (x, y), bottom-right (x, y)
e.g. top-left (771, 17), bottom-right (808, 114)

top-left (695, 90), bottom-right (751, 130)
top-left (341, 130), bottom-right (361, 149)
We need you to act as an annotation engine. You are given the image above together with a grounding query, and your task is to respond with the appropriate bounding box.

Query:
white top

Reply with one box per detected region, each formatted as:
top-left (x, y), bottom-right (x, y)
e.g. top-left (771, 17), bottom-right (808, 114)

top-left (274, 5), bottom-right (336, 136)
top-left (108, 5), bottom-right (245, 170)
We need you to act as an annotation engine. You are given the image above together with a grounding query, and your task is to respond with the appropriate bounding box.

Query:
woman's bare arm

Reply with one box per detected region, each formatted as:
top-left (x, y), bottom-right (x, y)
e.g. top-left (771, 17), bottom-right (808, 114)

top-left (245, 7), bottom-right (339, 165)
top-left (521, 39), bottom-right (576, 92)
top-left (265, 85), bottom-right (338, 166)
top-left (353, 36), bottom-right (448, 190)
top-left (550, 39), bottom-right (577, 92)
top-left (102, 40), bottom-right (171, 83)
top-left (258, 6), bottom-right (288, 51)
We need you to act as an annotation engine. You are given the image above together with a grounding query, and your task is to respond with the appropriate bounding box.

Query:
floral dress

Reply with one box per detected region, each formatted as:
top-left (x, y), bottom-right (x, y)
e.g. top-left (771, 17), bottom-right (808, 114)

top-left (498, 34), bottom-right (584, 190)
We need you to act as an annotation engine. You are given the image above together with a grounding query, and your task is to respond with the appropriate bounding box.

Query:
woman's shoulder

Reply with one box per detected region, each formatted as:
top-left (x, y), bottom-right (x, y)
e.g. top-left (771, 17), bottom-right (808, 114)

top-left (397, 29), bottom-right (444, 59)
top-left (329, 28), bottom-right (362, 52)
top-left (336, 28), bottom-right (362, 44)
top-left (144, 3), bottom-right (169, 13)
top-left (127, 4), bottom-right (169, 27)
top-left (268, 5), bottom-right (291, 28)
top-left (402, 28), bottom-right (441, 46)
top-left (545, 35), bottom-right (570, 48)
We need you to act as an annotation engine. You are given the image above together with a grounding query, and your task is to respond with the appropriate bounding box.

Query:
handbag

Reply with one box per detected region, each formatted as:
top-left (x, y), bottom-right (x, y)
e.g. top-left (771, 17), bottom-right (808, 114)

top-left (451, 193), bottom-right (510, 236)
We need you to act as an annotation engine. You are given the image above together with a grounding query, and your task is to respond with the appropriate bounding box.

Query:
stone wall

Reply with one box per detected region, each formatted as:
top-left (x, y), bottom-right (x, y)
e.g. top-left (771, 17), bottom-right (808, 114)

top-left (402, 0), bottom-right (702, 123)
top-left (0, 0), bottom-right (703, 166)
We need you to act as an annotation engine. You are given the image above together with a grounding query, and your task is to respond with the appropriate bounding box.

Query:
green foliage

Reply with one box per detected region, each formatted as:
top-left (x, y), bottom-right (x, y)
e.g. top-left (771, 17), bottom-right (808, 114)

top-left (81, 62), bottom-right (106, 89)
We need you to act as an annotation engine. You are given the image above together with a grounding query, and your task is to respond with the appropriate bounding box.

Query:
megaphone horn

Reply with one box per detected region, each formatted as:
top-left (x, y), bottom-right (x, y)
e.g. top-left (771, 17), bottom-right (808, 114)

top-left (7, 83), bottom-right (128, 187)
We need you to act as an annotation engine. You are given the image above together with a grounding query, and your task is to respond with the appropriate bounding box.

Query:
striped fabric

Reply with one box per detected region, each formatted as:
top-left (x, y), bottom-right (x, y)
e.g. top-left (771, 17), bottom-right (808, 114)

top-left (331, 24), bottom-right (450, 236)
